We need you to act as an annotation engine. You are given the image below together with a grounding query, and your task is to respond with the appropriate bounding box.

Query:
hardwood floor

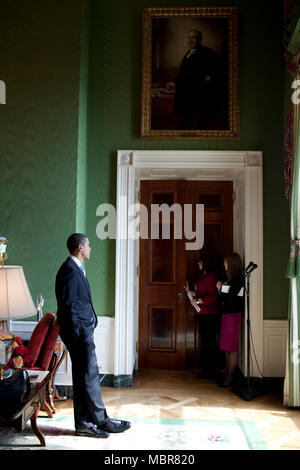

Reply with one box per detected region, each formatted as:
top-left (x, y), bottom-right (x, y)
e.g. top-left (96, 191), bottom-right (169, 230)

top-left (54, 370), bottom-right (300, 450)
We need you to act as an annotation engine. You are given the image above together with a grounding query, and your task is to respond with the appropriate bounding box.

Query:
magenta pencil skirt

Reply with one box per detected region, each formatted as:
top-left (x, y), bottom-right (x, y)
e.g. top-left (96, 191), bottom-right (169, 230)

top-left (219, 313), bottom-right (242, 352)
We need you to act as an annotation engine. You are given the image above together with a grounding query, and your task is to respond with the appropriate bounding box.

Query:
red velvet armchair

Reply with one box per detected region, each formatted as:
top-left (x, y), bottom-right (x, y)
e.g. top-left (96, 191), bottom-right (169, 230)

top-left (26, 312), bottom-right (61, 417)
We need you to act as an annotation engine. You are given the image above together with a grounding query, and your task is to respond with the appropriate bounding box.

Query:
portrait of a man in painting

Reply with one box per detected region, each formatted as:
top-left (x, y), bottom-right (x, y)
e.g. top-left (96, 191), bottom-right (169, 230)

top-left (141, 8), bottom-right (239, 139)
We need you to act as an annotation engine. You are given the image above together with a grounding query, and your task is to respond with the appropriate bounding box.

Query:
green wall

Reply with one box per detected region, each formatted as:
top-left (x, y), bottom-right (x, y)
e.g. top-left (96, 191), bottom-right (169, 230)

top-left (0, 0), bottom-right (86, 316)
top-left (0, 0), bottom-right (290, 320)
top-left (87, 0), bottom-right (289, 319)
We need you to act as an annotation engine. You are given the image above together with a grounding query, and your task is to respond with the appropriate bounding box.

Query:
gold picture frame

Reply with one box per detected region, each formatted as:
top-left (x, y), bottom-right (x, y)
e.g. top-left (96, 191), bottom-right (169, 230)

top-left (141, 7), bottom-right (239, 140)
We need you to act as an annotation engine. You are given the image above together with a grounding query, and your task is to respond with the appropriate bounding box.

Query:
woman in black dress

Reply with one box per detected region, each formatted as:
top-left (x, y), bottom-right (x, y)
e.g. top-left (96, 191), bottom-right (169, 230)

top-left (216, 253), bottom-right (244, 387)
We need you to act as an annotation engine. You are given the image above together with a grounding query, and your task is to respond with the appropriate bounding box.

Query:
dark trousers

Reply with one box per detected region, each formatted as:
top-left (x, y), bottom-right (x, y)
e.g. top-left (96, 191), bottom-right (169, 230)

top-left (61, 329), bottom-right (109, 429)
top-left (198, 314), bottom-right (223, 375)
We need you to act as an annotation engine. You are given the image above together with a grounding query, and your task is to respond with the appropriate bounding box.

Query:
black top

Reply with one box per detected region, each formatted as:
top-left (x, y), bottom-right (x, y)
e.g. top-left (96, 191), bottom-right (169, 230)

top-left (174, 45), bottom-right (221, 114)
top-left (219, 274), bottom-right (245, 315)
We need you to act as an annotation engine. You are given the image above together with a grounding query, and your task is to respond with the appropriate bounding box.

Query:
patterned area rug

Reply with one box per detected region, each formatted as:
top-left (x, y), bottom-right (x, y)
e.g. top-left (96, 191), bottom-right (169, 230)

top-left (0, 415), bottom-right (267, 450)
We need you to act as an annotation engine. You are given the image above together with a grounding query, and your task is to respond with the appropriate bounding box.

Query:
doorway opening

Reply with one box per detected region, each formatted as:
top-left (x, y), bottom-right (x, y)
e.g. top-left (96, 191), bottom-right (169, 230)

top-left (114, 151), bottom-right (263, 380)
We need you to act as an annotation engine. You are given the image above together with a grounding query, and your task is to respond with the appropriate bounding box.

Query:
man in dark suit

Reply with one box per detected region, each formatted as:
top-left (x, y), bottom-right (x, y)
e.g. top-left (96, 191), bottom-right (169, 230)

top-left (55, 233), bottom-right (131, 438)
top-left (167, 29), bottom-right (221, 130)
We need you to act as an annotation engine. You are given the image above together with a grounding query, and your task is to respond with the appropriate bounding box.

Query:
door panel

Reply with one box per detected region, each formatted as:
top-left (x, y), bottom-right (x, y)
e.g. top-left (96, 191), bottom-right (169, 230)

top-left (149, 306), bottom-right (175, 351)
top-left (139, 181), bottom-right (186, 369)
top-left (150, 231), bottom-right (175, 283)
top-left (185, 181), bottom-right (233, 369)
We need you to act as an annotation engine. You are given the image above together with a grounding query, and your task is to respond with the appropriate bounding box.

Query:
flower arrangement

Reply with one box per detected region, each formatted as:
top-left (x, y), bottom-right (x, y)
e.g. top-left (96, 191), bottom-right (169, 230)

top-left (4, 336), bottom-right (30, 371)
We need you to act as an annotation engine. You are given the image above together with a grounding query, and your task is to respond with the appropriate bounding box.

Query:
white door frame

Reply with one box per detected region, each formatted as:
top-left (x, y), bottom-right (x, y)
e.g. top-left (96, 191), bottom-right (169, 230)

top-left (114, 150), bottom-right (263, 378)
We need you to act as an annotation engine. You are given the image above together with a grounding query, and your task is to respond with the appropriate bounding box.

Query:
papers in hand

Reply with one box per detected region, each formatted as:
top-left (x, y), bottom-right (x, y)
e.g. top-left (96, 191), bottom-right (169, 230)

top-left (221, 285), bottom-right (244, 297)
top-left (187, 291), bottom-right (201, 313)
top-left (221, 285), bottom-right (230, 293)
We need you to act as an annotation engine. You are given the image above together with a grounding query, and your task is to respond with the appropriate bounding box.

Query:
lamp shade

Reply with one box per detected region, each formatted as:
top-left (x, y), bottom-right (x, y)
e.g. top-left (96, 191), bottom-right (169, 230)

top-left (0, 266), bottom-right (36, 319)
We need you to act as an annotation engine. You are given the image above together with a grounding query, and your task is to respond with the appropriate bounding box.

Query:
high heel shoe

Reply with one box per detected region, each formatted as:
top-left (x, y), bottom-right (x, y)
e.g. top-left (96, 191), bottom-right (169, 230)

top-left (218, 376), bottom-right (233, 388)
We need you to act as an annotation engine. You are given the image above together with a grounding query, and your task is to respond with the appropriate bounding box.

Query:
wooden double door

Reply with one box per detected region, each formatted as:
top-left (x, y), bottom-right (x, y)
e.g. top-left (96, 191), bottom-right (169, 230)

top-left (138, 180), bottom-right (233, 370)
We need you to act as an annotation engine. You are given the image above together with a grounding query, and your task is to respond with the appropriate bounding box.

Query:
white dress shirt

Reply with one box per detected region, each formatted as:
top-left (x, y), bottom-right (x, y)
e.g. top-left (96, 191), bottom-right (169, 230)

top-left (70, 255), bottom-right (86, 276)
top-left (186, 48), bottom-right (197, 59)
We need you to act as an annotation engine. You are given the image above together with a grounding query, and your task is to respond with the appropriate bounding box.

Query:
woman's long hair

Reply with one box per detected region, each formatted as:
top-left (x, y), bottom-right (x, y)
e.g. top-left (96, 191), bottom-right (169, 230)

top-left (224, 252), bottom-right (243, 280)
top-left (198, 253), bottom-right (216, 273)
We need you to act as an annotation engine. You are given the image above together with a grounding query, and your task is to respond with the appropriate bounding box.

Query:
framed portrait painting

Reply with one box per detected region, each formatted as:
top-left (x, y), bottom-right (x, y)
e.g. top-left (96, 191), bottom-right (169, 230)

top-left (141, 7), bottom-right (239, 139)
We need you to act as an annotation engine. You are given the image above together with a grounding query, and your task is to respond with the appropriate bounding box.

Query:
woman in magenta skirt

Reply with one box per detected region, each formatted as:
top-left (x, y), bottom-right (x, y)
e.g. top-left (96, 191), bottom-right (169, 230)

top-left (217, 253), bottom-right (244, 387)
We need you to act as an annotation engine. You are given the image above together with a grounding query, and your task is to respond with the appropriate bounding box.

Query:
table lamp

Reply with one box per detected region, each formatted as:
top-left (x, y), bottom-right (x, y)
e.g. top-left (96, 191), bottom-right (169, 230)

top-left (0, 238), bottom-right (36, 379)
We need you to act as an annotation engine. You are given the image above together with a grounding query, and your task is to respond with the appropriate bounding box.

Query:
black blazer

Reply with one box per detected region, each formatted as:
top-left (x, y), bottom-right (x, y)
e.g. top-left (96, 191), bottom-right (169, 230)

top-left (55, 257), bottom-right (98, 342)
top-left (174, 45), bottom-right (220, 113)
top-left (219, 274), bottom-right (245, 315)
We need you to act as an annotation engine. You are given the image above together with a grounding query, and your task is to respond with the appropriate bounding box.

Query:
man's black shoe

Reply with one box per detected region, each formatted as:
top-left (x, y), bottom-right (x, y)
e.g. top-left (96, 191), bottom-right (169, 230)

top-left (99, 419), bottom-right (131, 433)
top-left (75, 425), bottom-right (109, 438)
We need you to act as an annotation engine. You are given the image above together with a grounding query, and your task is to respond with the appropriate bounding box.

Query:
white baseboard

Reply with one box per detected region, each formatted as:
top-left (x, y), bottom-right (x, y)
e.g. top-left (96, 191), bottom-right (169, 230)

top-left (11, 317), bottom-right (115, 386)
top-left (11, 317), bottom-right (288, 385)
top-left (263, 320), bottom-right (288, 378)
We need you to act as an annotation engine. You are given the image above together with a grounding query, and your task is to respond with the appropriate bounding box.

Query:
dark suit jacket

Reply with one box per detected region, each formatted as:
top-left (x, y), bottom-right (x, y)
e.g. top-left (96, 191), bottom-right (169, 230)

top-left (174, 45), bottom-right (221, 114)
top-left (55, 257), bottom-right (98, 343)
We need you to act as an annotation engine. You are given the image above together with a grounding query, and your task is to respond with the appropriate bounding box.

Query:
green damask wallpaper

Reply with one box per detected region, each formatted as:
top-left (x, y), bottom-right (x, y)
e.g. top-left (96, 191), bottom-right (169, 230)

top-left (0, 0), bottom-right (84, 317)
top-left (0, 0), bottom-right (290, 320)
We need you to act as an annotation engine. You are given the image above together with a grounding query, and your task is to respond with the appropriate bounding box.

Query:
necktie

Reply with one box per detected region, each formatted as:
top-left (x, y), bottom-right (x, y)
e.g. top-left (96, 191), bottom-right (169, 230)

top-left (80, 264), bottom-right (86, 277)
top-left (80, 264), bottom-right (95, 325)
